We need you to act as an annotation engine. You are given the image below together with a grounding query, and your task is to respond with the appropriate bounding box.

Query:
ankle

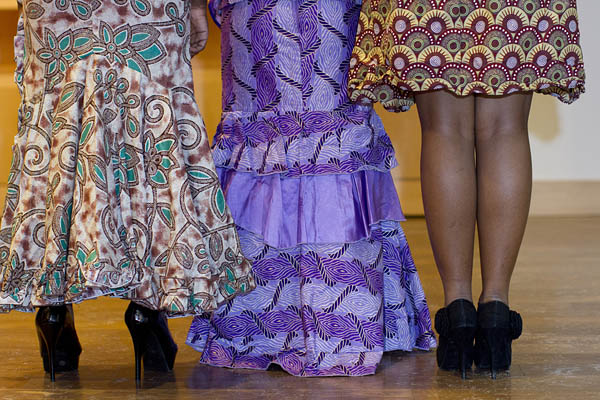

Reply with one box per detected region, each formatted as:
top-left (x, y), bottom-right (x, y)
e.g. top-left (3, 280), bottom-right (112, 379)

top-left (444, 295), bottom-right (473, 307)
top-left (478, 294), bottom-right (508, 306)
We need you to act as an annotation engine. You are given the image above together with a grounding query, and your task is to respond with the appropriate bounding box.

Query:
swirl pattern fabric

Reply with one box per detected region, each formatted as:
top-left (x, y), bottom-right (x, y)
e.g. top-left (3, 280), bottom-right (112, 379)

top-left (212, 0), bottom-right (398, 176)
top-left (0, 0), bottom-right (254, 315)
top-left (189, 222), bottom-right (434, 376)
top-left (349, 0), bottom-right (586, 112)
top-left (186, 0), bottom-right (436, 377)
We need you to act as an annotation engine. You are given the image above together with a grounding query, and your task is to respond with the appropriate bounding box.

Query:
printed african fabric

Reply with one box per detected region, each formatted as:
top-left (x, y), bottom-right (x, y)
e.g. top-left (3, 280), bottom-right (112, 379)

top-left (0, 0), bottom-right (255, 316)
top-left (186, 0), bottom-right (436, 377)
top-left (349, 0), bottom-right (586, 112)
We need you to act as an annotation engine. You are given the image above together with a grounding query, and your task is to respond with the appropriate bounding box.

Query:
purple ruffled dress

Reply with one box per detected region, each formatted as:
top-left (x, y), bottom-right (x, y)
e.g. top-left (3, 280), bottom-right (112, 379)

top-left (186, 0), bottom-right (436, 376)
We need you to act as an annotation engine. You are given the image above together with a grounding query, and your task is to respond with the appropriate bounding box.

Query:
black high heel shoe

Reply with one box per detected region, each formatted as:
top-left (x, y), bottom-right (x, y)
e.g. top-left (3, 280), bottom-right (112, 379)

top-left (124, 302), bottom-right (178, 381)
top-left (434, 299), bottom-right (477, 379)
top-left (474, 301), bottom-right (523, 379)
top-left (35, 305), bottom-right (82, 382)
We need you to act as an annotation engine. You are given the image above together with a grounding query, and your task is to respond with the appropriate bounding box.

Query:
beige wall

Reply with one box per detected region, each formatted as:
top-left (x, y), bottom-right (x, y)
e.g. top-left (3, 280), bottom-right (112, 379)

top-left (524, 1), bottom-right (600, 216)
top-left (529, 2), bottom-right (599, 181)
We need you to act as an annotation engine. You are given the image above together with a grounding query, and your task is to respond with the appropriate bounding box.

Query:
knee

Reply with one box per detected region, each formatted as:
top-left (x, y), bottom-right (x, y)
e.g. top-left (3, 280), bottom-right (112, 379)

top-left (420, 119), bottom-right (474, 142)
top-left (476, 116), bottom-right (529, 142)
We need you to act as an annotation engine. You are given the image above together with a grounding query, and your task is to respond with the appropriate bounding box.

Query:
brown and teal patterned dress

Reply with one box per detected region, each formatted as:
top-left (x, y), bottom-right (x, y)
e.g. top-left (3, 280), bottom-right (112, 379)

top-left (349, 0), bottom-right (586, 111)
top-left (0, 0), bottom-right (254, 316)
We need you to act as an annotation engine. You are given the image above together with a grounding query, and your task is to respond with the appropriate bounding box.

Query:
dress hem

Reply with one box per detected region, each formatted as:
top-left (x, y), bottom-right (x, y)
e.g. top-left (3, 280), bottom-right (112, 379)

top-left (349, 74), bottom-right (586, 112)
top-left (186, 336), bottom-right (437, 377)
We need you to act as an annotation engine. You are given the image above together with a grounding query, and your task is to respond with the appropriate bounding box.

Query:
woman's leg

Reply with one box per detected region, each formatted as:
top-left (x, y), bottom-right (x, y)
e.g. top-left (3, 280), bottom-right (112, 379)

top-left (415, 91), bottom-right (476, 306)
top-left (474, 93), bottom-right (533, 305)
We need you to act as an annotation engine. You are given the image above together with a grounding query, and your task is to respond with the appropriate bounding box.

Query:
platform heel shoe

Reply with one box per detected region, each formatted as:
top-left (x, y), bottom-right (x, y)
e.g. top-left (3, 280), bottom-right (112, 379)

top-left (35, 305), bottom-right (82, 382)
top-left (434, 299), bottom-right (478, 379)
top-left (124, 302), bottom-right (178, 381)
top-left (474, 301), bottom-right (523, 379)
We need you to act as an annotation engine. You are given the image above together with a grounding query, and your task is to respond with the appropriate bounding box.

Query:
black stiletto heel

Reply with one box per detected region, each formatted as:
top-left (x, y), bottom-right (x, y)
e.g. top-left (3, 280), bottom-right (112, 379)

top-left (35, 305), bottom-right (82, 381)
top-left (37, 318), bottom-right (59, 382)
top-left (132, 324), bottom-right (143, 381)
top-left (434, 299), bottom-right (477, 379)
top-left (474, 301), bottom-right (523, 379)
top-left (124, 302), bottom-right (178, 381)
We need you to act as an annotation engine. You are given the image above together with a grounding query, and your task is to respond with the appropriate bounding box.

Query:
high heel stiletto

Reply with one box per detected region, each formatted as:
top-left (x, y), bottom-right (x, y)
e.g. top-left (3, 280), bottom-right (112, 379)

top-left (434, 299), bottom-right (477, 379)
top-left (474, 301), bottom-right (523, 379)
top-left (124, 302), bottom-right (178, 381)
top-left (35, 305), bottom-right (82, 382)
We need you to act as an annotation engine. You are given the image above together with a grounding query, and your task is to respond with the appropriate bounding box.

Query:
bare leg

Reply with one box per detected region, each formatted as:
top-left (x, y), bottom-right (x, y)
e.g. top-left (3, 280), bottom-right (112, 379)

top-left (415, 91), bottom-right (476, 306)
top-left (474, 93), bottom-right (533, 305)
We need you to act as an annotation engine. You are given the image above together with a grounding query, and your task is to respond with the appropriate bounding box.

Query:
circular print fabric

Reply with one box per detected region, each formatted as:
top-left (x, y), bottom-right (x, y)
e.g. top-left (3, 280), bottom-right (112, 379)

top-left (349, 0), bottom-right (586, 112)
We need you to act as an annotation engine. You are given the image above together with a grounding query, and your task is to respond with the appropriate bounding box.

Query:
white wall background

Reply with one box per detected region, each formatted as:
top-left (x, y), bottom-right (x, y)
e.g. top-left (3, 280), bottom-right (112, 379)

top-left (529, 1), bottom-right (600, 180)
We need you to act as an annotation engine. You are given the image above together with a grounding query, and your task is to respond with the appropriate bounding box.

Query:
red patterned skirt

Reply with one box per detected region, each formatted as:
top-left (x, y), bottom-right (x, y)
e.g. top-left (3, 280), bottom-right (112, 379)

top-left (349, 0), bottom-right (586, 112)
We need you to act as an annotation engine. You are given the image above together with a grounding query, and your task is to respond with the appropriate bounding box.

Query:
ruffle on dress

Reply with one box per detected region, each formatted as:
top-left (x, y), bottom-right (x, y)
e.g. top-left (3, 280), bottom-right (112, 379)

top-left (216, 168), bottom-right (405, 248)
top-left (213, 108), bottom-right (398, 176)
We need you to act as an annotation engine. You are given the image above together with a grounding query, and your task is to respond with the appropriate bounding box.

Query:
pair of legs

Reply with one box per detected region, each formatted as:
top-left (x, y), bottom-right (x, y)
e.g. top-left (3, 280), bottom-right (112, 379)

top-left (415, 90), bottom-right (533, 306)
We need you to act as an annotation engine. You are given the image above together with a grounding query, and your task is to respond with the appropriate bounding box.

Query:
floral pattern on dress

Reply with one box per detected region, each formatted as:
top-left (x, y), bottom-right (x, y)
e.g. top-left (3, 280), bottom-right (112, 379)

top-left (0, 0), bottom-right (255, 316)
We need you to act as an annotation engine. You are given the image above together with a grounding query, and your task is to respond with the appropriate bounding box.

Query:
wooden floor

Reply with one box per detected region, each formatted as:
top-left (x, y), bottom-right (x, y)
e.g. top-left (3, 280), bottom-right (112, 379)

top-left (0, 217), bottom-right (599, 399)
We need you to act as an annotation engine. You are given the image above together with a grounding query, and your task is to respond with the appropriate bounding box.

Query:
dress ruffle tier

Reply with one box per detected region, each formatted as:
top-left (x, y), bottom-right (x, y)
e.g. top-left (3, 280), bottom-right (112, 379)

top-left (215, 168), bottom-right (405, 248)
top-left (213, 107), bottom-right (397, 176)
